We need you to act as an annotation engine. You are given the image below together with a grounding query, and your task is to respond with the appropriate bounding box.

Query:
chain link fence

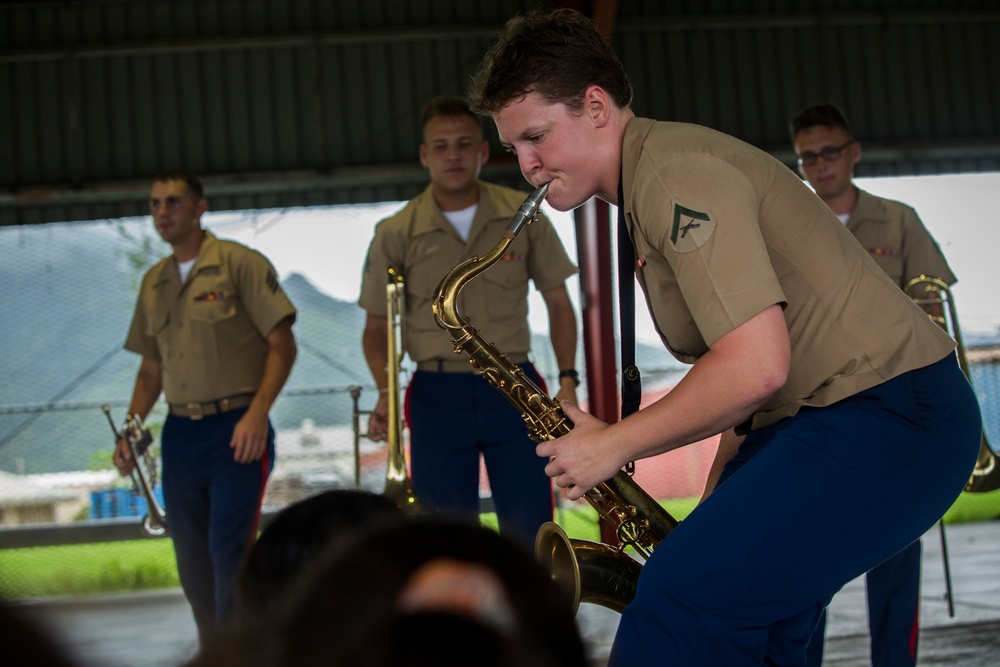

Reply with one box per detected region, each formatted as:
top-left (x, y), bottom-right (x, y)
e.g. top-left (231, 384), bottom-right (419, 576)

top-left (4, 206), bottom-right (998, 601)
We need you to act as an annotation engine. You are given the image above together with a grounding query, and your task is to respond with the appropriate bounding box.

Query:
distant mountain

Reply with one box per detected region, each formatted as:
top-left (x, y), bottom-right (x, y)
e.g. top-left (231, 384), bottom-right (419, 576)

top-left (0, 219), bottom-right (382, 473)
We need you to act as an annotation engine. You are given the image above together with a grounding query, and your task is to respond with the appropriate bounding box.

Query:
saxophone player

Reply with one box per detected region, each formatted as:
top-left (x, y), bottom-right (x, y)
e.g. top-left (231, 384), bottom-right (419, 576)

top-left (359, 96), bottom-right (580, 548)
top-left (469, 9), bottom-right (981, 666)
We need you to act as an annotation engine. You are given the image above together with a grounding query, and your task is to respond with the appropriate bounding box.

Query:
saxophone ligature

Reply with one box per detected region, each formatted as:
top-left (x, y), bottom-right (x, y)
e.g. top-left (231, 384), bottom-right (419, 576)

top-left (904, 275), bottom-right (1000, 493)
top-left (102, 405), bottom-right (169, 536)
top-left (382, 267), bottom-right (426, 512)
top-left (432, 182), bottom-right (679, 612)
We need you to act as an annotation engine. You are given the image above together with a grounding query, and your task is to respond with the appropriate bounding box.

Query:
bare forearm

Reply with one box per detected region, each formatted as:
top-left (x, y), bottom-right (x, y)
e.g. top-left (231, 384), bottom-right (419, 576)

top-left (249, 318), bottom-right (297, 416)
top-left (362, 314), bottom-right (390, 391)
top-left (549, 311), bottom-right (578, 372)
top-left (600, 304), bottom-right (788, 466)
top-left (542, 284), bottom-right (579, 395)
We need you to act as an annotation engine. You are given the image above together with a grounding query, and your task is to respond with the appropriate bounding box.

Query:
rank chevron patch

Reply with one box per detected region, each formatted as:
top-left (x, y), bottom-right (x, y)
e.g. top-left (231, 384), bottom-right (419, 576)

top-left (669, 203), bottom-right (716, 252)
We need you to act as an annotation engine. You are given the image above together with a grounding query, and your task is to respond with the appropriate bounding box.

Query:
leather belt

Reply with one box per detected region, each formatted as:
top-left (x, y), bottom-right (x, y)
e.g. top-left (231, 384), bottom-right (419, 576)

top-left (168, 393), bottom-right (254, 420)
top-left (416, 354), bottom-right (529, 373)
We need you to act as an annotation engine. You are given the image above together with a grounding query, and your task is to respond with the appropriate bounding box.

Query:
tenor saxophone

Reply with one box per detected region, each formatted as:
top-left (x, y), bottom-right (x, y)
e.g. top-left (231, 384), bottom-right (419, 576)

top-left (432, 183), bottom-right (679, 612)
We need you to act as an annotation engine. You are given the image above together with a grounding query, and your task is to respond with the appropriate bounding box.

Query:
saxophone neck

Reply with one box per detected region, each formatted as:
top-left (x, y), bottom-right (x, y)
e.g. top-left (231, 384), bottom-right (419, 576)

top-left (506, 182), bottom-right (550, 235)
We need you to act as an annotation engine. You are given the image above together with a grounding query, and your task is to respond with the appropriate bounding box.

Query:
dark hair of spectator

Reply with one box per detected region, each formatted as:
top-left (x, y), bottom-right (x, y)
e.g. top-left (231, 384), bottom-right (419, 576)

top-left (153, 169), bottom-right (205, 200)
top-left (788, 102), bottom-right (854, 141)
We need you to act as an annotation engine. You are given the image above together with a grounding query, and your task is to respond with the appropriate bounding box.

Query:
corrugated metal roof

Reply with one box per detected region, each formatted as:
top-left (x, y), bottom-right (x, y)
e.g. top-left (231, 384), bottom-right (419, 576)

top-left (1, 0), bottom-right (999, 225)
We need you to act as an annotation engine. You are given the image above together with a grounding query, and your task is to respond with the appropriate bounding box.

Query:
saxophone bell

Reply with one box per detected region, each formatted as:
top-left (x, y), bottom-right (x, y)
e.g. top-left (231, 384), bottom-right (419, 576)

top-left (535, 521), bottom-right (641, 614)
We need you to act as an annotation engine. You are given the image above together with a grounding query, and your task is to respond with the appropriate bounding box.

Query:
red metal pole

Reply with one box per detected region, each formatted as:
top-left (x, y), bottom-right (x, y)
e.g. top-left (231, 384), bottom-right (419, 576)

top-left (573, 198), bottom-right (621, 546)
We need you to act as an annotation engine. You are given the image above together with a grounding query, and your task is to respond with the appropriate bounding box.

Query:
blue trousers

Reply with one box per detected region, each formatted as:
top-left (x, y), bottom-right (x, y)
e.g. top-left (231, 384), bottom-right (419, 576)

top-left (162, 408), bottom-right (274, 642)
top-left (608, 355), bottom-right (981, 666)
top-left (405, 363), bottom-right (554, 548)
top-left (806, 539), bottom-right (922, 667)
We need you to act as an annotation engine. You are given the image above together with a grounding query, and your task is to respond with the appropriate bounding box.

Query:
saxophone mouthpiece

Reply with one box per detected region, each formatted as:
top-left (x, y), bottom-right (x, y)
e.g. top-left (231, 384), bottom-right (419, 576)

top-left (506, 182), bottom-right (550, 235)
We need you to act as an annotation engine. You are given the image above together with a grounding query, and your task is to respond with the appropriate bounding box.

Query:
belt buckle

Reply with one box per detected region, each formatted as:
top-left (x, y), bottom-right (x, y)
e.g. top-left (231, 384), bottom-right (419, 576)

top-left (186, 402), bottom-right (204, 421)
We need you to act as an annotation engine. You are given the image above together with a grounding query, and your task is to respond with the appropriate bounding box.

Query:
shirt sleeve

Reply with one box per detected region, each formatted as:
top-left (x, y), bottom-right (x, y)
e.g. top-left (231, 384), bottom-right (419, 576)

top-left (123, 274), bottom-right (161, 360)
top-left (635, 152), bottom-right (786, 347)
top-left (359, 219), bottom-right (397, 315)
top-left (231, 248), bottom-right (297, 337)
top-left (900, 206), bottom-right (957, 286)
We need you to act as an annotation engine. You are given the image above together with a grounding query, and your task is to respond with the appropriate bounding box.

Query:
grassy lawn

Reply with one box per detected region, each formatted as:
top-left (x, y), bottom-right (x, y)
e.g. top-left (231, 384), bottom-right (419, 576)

top-left (0, 539), bottom-right (178, 599)
top-left (2, 489), bottom-right (998, 600)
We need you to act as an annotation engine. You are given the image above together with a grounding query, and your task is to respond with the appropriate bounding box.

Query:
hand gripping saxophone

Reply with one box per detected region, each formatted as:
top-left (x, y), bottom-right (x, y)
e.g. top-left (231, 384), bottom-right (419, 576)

top-left (432, 183), bottom-right (679, 612)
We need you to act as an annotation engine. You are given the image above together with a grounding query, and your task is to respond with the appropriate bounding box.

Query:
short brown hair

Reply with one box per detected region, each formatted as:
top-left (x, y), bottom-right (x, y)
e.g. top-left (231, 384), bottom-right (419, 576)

top-left (152, 169), bottom-right (204, 200)
top-left (468, 8), bottom-right (633, 116)
top-left (789, 103), bottom-right (854, 141)
top-left (419, 96), bottom-right (482, 136)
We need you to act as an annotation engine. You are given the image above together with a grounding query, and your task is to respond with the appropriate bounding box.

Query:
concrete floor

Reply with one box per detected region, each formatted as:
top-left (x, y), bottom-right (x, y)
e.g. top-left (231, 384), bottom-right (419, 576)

top-left (13, 520), bottom-right (1000, 667)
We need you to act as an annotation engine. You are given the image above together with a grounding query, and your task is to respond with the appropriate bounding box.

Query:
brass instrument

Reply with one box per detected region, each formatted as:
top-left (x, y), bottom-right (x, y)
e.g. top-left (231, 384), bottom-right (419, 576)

top-left (102, 405), bottom-right (169, 536)
top-left (432, 183), bottom-right (679, 612)
top-left (382, 267), bottom-right (426, 512)
top-left (904, 275), bottom-right (1000, 493)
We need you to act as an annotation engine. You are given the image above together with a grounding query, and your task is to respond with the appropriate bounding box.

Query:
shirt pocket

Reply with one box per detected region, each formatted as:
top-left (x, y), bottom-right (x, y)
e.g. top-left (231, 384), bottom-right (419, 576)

top-left (188, 279), bottom-right (239, 325)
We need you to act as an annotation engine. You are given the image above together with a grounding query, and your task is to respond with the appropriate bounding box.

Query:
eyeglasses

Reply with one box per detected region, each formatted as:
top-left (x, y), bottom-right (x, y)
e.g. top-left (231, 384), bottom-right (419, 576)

top-left (796, 140), bottom-right (855, 167)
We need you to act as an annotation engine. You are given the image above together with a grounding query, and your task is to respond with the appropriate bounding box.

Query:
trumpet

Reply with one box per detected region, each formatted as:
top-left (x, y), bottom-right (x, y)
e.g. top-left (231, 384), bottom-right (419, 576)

top-left (432, 183), bottom-right (678, 612)
top-left (382, 267), bottom-right (426, 512)
top-left (102, 405), bottom-right (169, 536)
top-left (904, 275), bottom-right (1000, 493)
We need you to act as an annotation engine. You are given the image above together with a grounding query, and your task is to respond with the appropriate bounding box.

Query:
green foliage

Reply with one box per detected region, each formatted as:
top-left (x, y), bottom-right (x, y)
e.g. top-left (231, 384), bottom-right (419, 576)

top-left (0, 540), bottom-right (179, 599)
top-left (944, 488), bottom-right (1000, 523)
top-left (1, 491), bottom-right (997, 602)
top-left (86, 448), bottom-right (114, 472)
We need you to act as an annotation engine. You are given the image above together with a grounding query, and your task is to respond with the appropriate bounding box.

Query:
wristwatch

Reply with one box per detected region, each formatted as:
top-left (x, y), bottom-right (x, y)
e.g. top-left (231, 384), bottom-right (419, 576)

top-left (558, 368), bottom-right (581, 387)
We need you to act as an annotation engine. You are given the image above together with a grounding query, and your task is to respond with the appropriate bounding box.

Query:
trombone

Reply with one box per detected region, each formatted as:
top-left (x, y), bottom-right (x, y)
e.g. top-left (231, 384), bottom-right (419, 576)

top-left (102, 405), bottom-right (169, 536)
top-left (381, 267), bottom-right (425, 512)
top-left (904, 275), bottom-right (1000, 493)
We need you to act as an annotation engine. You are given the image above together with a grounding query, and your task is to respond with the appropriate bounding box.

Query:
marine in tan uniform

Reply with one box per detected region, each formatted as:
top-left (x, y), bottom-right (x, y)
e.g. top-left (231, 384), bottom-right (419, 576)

top-left (358, 97), bottom-right (579, 547)
top-left (791, 101), bottom-right (957, 667)
top-left (469, 9), bottom-right (981, 665)
top-left (117, 170), bottom-right (297, 643)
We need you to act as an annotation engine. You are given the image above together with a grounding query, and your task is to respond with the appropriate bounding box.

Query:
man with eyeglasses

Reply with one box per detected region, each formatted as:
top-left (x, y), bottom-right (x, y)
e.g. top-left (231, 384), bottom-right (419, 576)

top-left (790, 103), bottom-right (956, 667)
top-left (116, 170), bottom-right (297, 646)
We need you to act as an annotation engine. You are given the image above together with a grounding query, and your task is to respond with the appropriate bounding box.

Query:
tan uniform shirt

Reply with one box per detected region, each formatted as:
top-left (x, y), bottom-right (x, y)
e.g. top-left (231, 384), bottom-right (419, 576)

top-left (847, 187), bottom-right (957, 289)
top-left (621, 117), bottom-right (955, 431)
top-left (359, 181), bottom-right (577, 363)
top-left (125, 231), bottom-right (297, 404)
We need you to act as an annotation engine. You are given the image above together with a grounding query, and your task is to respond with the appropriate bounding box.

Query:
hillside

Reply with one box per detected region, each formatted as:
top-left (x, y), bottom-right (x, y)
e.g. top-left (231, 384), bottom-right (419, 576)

top-left (0, 219), bottom-right (376, 473)
top-left (0, 219), bottom-right (680, 473)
